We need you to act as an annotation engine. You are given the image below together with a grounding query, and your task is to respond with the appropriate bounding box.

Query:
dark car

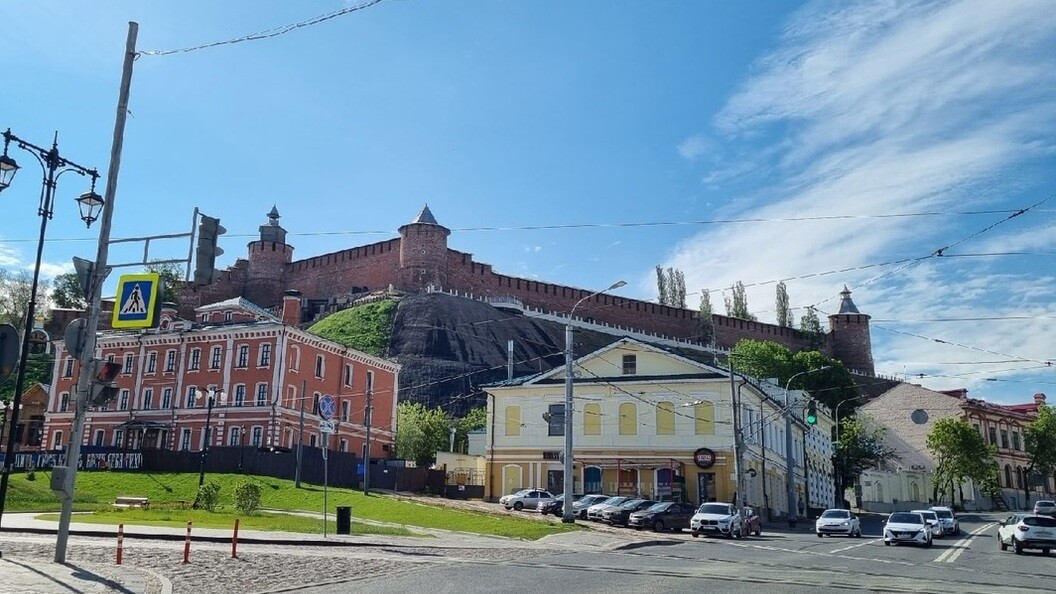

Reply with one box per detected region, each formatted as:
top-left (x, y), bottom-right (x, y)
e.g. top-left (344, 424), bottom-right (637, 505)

top-left (540, 493), bottom-right (583, 516)
top-left (602, 499), bottom-right (657, 526)
top-left (628, 501), bottom-right (699, 532)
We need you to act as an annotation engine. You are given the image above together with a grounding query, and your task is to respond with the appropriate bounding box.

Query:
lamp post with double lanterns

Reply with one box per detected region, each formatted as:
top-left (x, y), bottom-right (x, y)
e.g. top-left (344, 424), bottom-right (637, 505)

top-left (562, 280), bottom-right (626, 523)
top-left (196, 387), bottom-right (228, 491)
top-left (0, 129), bottom-right (102, 529)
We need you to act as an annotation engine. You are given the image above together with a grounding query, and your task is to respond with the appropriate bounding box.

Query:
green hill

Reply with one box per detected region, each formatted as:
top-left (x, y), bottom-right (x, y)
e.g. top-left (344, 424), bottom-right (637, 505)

top-left (308, 299), bottom-right (396, 356)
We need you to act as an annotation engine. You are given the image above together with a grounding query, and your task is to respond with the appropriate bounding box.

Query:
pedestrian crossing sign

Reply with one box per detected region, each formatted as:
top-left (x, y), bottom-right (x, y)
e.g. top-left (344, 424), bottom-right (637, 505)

top-left (111, 273), bottom-right (162, 329)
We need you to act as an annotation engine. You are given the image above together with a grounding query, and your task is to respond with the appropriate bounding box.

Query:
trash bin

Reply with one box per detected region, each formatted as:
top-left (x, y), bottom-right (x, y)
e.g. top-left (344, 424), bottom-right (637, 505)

top-left (336, 506), bottom-right (352, 535)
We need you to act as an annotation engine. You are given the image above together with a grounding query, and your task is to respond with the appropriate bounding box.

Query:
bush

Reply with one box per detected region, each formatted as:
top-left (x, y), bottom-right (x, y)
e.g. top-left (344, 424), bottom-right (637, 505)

top-left (234, 481), bottom-right (263, 515)
top-left (195, 482), bottom-right (221, 512)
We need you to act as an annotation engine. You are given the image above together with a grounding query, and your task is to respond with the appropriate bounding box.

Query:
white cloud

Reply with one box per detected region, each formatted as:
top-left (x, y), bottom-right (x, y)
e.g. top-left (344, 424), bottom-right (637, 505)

top-left (677, 135), bottom-right (709, 161)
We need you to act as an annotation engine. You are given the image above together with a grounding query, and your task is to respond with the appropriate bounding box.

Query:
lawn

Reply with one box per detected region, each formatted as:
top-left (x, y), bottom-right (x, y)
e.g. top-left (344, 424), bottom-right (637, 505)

top-left (4, 471), bottom-right (579, 540)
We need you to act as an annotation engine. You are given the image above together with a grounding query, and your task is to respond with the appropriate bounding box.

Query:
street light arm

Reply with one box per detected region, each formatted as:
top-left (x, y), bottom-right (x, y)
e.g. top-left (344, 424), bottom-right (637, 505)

top-left (569, 280), bottom-right (627, 319)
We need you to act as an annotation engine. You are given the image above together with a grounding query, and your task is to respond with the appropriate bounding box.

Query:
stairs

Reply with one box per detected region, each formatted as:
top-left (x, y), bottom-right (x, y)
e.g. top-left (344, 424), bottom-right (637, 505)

top-left (991, 494), bottom-right (1010, 512)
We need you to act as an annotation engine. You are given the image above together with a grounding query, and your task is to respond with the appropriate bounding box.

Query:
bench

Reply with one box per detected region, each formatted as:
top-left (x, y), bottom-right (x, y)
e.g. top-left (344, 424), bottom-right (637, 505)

top-left (113, 496), bottom-right (150, 509)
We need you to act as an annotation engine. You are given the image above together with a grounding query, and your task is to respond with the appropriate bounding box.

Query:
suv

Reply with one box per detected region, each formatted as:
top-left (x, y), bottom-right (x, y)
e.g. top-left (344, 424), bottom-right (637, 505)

top-left (997, 513), bottom-right (1056, 555)
top-left (1033, 500), bottom-right (1055, 517)
top-left (929, 506), bottom-right (960, 536)
top-left (499, 489), bottom-right (554, 511)
top-left (690, 502), bottom-right (743, 539)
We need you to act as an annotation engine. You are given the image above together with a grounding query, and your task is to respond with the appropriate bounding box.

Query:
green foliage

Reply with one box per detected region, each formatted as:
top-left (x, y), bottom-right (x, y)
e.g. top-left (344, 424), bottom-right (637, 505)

top-left (724, 281), bottom-right (756, 321)
top-left (926, 418), bottom-right (998, 504)
top-left (0, 268), bottom-right (50, 328)
top-left (799, 306), bottom-right (824, 349)
top-left (454, 406), bottom-right (488, 453)
top-left (655, 265), bottom-right (668, 305)
top-left (698, 288), bottom-right (714, 344)
top-left (195, 482), bottom-right (222, 512)
top-left (0, 353), bottom-right (53, 402)
top-left (234, 480), bottom-right (263, 514)
top-left (655, 266), bottom-right (686, 308)
top-left (729, 339), bottom-right (858, 410)
top-left (146, 261), bottom-right (185, 306)
top-left (396, 401), bottom-right (453, 466)
top-left (1025, 405), bottom-right (1056, 486)
top-left (52, 272), bottom-right (87, 309)
top-left (308, 299), bottom-right (397, 357)
top-left (835, 415), bottom-right (898, 487)
top-left (776, 281), bottom-right (792, 327)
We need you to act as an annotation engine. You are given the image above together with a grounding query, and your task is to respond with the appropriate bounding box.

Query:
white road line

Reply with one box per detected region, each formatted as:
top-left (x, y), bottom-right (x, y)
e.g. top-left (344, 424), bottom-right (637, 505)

top-left (829, 539), bottom-right (881, 554)
top-left (934, 523), bottom-right (993, 563)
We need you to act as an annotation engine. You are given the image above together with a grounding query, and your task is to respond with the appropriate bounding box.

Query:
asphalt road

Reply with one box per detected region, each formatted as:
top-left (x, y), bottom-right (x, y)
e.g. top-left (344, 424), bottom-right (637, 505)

top-left (298, 514), bottom-right (1054, 594)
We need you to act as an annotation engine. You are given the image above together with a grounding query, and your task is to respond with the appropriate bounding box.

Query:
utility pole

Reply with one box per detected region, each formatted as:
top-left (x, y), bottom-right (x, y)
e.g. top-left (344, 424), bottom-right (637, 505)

top-left (295, 380), bottom-right (305, 488)
top-left (729, 360), bottom-right (744, 509)
top-left (362, 382), bottom-right (373, 495)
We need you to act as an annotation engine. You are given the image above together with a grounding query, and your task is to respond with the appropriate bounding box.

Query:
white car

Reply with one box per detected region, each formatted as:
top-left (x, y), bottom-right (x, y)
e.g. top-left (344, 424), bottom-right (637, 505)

top-left (586, 496), bottom-right (629, 521)
top-left (815, 508), bottom-right (862, 537)
top-left (911, 509), bottom-right (944, 538)
top-left (997, 513), bottom-right (1056, 555)
top-left (1033, 500), bottom-right (1055, 517)
top-left (499, 488), bottom-right (554, 511)
top-left (883, 511), bottom-right (933, 547)
top-left (690, 502), bottom-right (743, 539)
top-left (929, 506), bottom-right (960, 536)
top-left (571, 494), bottom-right (611, 519)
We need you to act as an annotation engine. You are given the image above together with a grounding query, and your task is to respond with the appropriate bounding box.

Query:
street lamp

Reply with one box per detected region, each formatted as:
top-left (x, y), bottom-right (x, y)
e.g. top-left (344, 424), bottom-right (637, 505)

top-left (196, 387), bottom-right (227, 490)
top-left (563, 279), bottom-right (626, 523)
top-left (0, 400), bottom-right (24, 453)
top-left (0, 129), bottom-right (100, 529)
top-left (783, 366), bottom-right (829, 525)
top-left (831, 394), bottom-right (868, 508)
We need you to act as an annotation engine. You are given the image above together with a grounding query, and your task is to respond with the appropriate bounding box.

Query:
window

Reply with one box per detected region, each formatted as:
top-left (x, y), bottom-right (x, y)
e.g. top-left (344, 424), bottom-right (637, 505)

top-left (93, 430), bottom-right (104, 446)
top-left (315, 355), bottom-right (325, 378)
top-left (123, 353), bottom-right (134, 375)
top-left (201, 314), bottom-right (209, 323)
top-left (147, 352), bottom-right (157, 373)
top-left (256, 383), bottom-right (268, 406)
top-left (547, 403), bottom-right (565, 436)
top-left (366, 370), bottom-right (374, 395)
top-left (618, 402), bottom-right (637, 435)
top-left (53, 431), bottom-right (64, 450)
top-left (341, 401), bottom-right (350, 422)
top-left (165, 350), bottom-right (177, 372)
top-left (504, 406), bottom-right (521, 436)
top-left (59, 393), bottom-right (70, 412)
top-left (228, 426), bottom-right (242, 446)
top-left (291, 346), bottom-right (301, 371)
top-left (622, 354), bottom-right (637, 375)
top-left (234, 384), bottom-right (246, 407)
top-left (142, 389), bottom-right (153, 410)
top-left (310, 434), bottom-right (318, 448)
top-left (62, 358), bottom-right (74, 377)
top-left (344, 364), bottom-right (353, 387)
top-left (1001, 429), bottom-right (1009, 449)
top-left (694, 402), bottom-right (715, 435)
top-left (973, 423), bottom-right (981, 435)
top-left (259, 343), bottom-right (272, 367)
top-left (224, 310), bottom-right (233, 322)
top-left (1012, 431), bottom-right (1021, 451)
top-left (656, 401), bottom-right (675, 435)
top-left (313, 393), bottom-right (321, 415)
top-left (583, 403), bottom-right (601, 435)
top-left (210, 346), bottom-right (222, 369)
top-left (113, 430), bottom-right (124, 448)
top-left (251, 426), bottom-right (263, 447)
top-left (186, 386), bottom-right (198, 408)
top-left (339, 439), bottom-right (347, 452)
top-left (181, 429), bottom-right (192, 451)
top-left (1016, 466), bottom-right (1024, 488)
top-left (237, 345), bottom-right (249, 368)
top-left (161, 388), bottom-right (173, 409)
top-left (189, 348), bottom-right (201, 371)
top-left (988, 426), bottom-right (998, 445)
top-left (119, 389), bottom-right (130, 411)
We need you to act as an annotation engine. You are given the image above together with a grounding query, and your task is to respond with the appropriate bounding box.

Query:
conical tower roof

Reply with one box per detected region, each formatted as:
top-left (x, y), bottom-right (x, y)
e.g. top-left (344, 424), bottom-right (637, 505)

top-left (409, 204), bottom-right (440, 226)
top-left (837, 285), bottom-right (860, 314)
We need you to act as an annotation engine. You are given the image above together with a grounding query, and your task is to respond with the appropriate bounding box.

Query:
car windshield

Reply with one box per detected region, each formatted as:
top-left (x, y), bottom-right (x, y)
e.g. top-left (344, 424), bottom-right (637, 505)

top-left (511, 489), bottom-right (531, 496)
top-left (601, 497), bottom-right (628, 506)
top-left (646, 502), bottom-right (672, 512)
top-left (912, 511), bottom-right (937, 521)
top-left (932, 509), bottom-right (953, 519)
top-left (619, 499), bottom-right (645, 509)
top-left (1024, 516), bottom-right (1056, 527)
top-left (821, 510), bottom-right (849, 519)
top-left (580, 495), bottom-right (605, 505)
top-left (698, 504), bottom-right (732, 515)
top-left (889, 513), bottom-right (923, 524)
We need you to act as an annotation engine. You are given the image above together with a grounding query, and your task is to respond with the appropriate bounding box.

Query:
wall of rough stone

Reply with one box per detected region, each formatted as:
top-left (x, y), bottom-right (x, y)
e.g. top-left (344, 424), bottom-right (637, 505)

top-left (285, 238), bottom-right (402, 299)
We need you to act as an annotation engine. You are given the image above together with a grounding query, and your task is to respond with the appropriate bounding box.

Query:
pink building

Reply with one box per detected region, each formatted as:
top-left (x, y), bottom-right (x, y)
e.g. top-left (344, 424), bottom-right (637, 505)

top-left (43, 293), bottom-right (400, 459)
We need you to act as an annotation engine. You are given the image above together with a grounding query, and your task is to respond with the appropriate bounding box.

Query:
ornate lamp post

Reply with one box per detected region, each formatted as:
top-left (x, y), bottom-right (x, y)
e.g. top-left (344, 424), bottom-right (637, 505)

top-left (196, 387), bottom-right (227, 489)
top-left (0, 129), bottom-right (101, 528)
top-left (562, 280), bottom-right (626, 523)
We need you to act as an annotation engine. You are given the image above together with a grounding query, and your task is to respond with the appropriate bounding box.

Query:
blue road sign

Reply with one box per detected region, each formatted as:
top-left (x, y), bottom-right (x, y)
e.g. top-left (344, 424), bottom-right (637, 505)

top-left (319, 394), bottom-right (336, 420)
top-left (112, 273), bottom-right (161, 329)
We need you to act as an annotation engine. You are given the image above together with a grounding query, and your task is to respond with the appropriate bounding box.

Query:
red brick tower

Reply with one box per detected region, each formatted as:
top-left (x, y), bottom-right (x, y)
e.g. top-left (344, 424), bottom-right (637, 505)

top-left (397, 205), bottom-right (451, 291)
top-left (245, 205), bottom-right (293, 308)
top-left (827, 286), bottom-right (874, 375)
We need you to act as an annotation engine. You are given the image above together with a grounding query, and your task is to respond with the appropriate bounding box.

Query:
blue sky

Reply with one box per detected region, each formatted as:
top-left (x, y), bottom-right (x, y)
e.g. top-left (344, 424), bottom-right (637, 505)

top-left (1, 1), bottom-right (1053, 405)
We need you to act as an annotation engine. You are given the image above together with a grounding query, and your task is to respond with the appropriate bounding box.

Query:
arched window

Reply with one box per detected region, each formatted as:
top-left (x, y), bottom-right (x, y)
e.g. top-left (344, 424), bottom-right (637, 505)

top-left (1004, 464), bottom-right (1012, 488)
top-left (656, 401), bottom-right (675, 435)
top-left (618, 402), bottom-right (637, 435)
top-left (1016, 466), bottom-right (1024, 489)
top-left (583, 403), bottom-right (601, 436)
top-left (504, 405), bottom-right (521, 437)
top-left (694, 402), bottom-right (715, 435)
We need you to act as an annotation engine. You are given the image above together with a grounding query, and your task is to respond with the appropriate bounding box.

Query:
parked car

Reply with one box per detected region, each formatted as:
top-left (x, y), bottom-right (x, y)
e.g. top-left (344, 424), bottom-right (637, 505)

top-left (587, 496), bottom-right (629, 521)
top-left (602, 499), bottom-right (657, 526)
top-left (628, 501), bottom-right (699, 532)
top-left (571, 494), bottom-right (612, 519)
top-left (997, 513), bottom-right (1056, 555)
top-left (930, 506), bottom-right (960, 536)
top-left (499, 489), bottom-right (554, 511)
top-left (740, 506), bottom-right (762, 537)
top-left (815, 508), bottom-right (861, 538)
top-left (540, 493), bottom-right (582, 516)
top-left (883, 512), bottom-right (933, 547)
top-left (1033, 500), bottom-right (1056, 517)
top-left (690, 502), bottom-right (743, 539)
top-left (911, 509), bottom-right (944, 538)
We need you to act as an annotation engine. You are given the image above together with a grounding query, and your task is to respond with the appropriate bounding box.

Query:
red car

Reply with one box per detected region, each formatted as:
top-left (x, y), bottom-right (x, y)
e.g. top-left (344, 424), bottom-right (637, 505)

top-left (739, 507), bottom-right (762, 537)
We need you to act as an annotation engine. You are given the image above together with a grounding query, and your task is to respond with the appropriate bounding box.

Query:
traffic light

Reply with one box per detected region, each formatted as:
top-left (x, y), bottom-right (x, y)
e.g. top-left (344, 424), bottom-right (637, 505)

top-left (193, 215), bottom-right (226, 285)
top-left (805, 400), bottom-right (818, 425)
top-left (90, 360), bottom-right (123, 406)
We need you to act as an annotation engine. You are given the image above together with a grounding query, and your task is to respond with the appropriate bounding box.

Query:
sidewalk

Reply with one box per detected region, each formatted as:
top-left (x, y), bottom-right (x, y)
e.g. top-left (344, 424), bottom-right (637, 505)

top-left (0, 553), bottom-right (158, 594)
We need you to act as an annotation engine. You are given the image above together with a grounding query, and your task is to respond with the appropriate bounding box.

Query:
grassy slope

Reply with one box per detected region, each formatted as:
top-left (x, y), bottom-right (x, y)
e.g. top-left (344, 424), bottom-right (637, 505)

top-left (307, 299), bottom-right (397, 357)
top-left (6, 471), bottom-right (578, 540)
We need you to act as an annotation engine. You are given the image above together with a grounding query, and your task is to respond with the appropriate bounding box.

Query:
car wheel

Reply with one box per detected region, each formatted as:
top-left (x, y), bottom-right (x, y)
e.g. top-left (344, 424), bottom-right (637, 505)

top-left (854, 528), bottom-right (862, 538)
top-left (926, 537), bottom-right (933, 548)
top-left (755, 525), bottom-right (761, 536)
top-left (724, 530), bottom-right (733, 539)
top-left (817, 532), bottom-right (824, 538)
top-left (884, 541), bottom-right (891, 547)
top-left (1014, 540), bottom-right (1023, 555)
top-left (1043, 548), bottom-right (1050, 555)
top-left (579, 511), bottom-right (587, 520)
top-left (653, 520), bottom-right (665, 533)
top-left (513, 502), bottom-right (523, 511)
top-left (999, 534), bottom-right (1008, 551)
top-left (692, 531), bottom-right (699, 538)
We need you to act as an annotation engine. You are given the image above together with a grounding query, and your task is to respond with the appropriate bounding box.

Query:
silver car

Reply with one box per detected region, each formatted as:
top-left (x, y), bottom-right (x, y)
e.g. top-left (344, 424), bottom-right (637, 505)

top-left (929, 506), bottom-right (960, 536)
top-left (1033, 500), bottom-right (1055, 517)
top-left (571, 494), bottom-right (611, 519)
top-left (586, 496), bottom-right (629, 521)
top-left (911, 509), bottom-right (944, 538)
top-left (499, 489), bottom-right (554, 511)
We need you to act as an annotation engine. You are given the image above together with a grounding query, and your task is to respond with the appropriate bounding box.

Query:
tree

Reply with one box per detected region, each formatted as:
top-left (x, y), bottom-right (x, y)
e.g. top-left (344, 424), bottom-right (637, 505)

top-left (1025, 405), bottom-right (1056, 496)
top-left (655, 265), bottom-right (668, 306)
top-left (0, 352), bottom-right (53, 402)
top-left (776, 281), bottom-right (792, 327)
top-left (395, 402), bottom-right (453, 466)
top-left (0, 268), bottom-right (50, 329)
top-left (146, 261), bottom-right (184, 306)
top-left (698, 288), bottom-right (714, 344)
top-left (729, 339), bottom-right (858, 410)
top-left (51, 272), bottom-right (87, 309)
top-left (454, 406), bottom-right (487, 453)
top-left (724, 281), bottom-right (756, 321)
top-left (835, 415), bottom-right (898, 507)
top-left (655, 266), bottom-right (686, 308)
top-left (926, 418), bottom-right (998, 507)
top-left (799, 306), bottom-right (824, 349)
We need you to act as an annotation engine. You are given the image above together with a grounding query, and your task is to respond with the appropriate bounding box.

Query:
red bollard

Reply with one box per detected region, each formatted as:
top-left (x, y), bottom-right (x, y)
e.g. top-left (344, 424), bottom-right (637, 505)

top-left (116, 523), bottom-right (124, 565)
top-left (183, 521), bottom-right (192, 564)
top-left (231, 518), bottom-right (240, 559)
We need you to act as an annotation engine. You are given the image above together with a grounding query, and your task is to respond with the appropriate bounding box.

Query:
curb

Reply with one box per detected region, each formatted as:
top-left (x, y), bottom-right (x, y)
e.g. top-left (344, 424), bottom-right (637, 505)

top-left (0, 526), bottom-right (409, 548)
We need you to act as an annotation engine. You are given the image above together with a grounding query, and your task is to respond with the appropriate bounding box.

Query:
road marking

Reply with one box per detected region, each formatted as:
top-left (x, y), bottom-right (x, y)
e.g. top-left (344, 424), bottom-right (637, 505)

top-left (934, 523), bottom-right (993, 563)
top-left (829, 538), bottom-right (881, 553)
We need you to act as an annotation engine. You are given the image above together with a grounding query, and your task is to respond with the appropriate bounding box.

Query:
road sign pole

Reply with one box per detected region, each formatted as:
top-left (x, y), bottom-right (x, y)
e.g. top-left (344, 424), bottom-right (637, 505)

top-left (323, 432), bottom-right (329, 538)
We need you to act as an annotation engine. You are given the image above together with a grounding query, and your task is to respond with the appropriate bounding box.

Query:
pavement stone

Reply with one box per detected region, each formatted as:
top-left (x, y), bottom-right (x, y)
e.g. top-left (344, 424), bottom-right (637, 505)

top-left (0, 552), bottom-right (158, 594)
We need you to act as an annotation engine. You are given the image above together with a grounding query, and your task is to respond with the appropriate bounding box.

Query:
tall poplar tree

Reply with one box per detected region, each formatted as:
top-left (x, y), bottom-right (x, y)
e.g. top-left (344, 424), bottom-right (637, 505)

top-left (776, 281), bottom-right (792, 327)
